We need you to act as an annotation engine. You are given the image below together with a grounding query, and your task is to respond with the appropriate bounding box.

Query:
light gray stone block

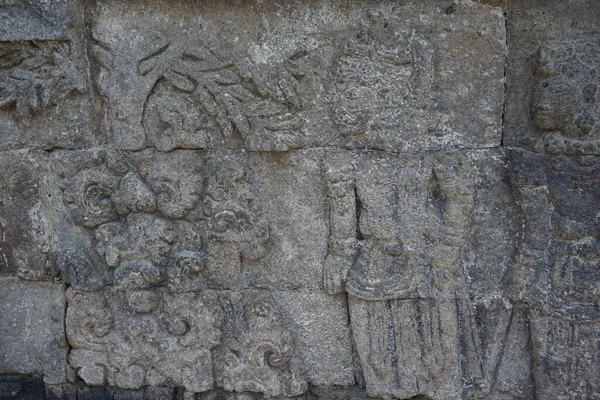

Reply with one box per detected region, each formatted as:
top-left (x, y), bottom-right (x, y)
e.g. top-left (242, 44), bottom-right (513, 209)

top-left (0, 277), bottom-right (68, 384)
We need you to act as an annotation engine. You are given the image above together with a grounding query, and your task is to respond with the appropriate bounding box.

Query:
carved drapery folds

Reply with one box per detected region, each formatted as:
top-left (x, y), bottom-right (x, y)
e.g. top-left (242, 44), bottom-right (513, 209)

top-left (322, 152), bottom-right (483, 400)
top-left (508, 151), bottom-right (600, 399)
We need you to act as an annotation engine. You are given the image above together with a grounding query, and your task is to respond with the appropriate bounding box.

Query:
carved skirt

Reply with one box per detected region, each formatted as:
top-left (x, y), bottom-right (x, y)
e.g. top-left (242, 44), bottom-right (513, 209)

top-left (529, 307), bottom-right (600, 400)
top-left (348, 296), bottom-right (461, 400)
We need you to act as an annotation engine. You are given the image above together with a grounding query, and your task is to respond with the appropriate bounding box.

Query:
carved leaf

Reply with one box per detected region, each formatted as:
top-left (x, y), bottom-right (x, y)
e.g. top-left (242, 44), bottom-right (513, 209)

top-left (137, 42), bottom-right (170, 76)
top-left (0, 41), bottom-right (86, 115)
top-left (164, 68), bottom-right (197, 93)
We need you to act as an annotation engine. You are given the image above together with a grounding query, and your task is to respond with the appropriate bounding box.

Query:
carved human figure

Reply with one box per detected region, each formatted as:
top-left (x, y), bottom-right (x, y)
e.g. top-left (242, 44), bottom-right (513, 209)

top-left (531, 40), bottom-right (600, 154)
top-left (509, 151), bottom-right (600, 399)
top-left (323, 152), bottom-right (480, 400)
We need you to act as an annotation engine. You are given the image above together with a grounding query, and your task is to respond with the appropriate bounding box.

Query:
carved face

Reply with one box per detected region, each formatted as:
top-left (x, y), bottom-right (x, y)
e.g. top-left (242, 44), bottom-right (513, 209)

top-left (532, 42), bottom-right (600, 142)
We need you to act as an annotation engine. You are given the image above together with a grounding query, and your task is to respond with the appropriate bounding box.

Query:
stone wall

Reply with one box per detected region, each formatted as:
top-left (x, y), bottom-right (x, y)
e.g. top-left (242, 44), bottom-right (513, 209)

top-left (0, 1), bottom-right (598, 399)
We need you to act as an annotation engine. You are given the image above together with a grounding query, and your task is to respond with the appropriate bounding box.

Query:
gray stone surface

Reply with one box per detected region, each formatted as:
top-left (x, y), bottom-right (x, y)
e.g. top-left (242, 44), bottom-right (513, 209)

top-left (0, 1), bottom-right (598, 399)
top-left (0, 0), bottom-right (72, 41)
top-left (504, 0), bottom-right (600, 154)
top-left (91, 0), bottom-right (504, 152)
top-left (503, 2), bottom-right (600, 399)
top-left (0, 150), bottom-right (53, 280)
top-left (0, 278), bottom-right (68, 384)
top-left (0, 39), bottom-right (97, 150)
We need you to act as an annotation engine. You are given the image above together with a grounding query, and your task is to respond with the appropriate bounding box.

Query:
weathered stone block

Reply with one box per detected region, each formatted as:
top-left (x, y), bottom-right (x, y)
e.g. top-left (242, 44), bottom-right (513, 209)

top-left (507, 149), bottom-right (600, 399)
top-left (91, 0), bottom-right (504, 152)
top-left (321, 148), bottom-right (518, 399)
top-left (0, 1), bottom-right (598, 399)
top-left (213, 290), bottom-right (308, 397)
top-left (66, 287), bottom-right (223, 392)
top-left (0, 375), bottom-right (46, 400)
top-left (504, 0), bottom-right (600, 154)
top-left (0, 40), bottom-right (97, 150)
top-left (0, 278), bottom-right (68, 384)
top-left (274, 291), bottom-right (355, 387)
top-left (0, 150), bottom-right (52, 280)
top-left (244, 150), bottom-right (327, 289)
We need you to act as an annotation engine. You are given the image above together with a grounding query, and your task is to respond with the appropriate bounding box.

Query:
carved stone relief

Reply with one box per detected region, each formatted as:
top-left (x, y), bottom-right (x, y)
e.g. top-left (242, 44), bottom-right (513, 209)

top-left (0, 1), bottom-right (599, 400)
top-left (0, 151), bottom-right (51, 280)
top-left (50, 149), bottom-right (269, 291)
top-left (322, 151), bottom-right (488, 400)
top-left (531, 39), bottom-right (600, 154)
top-left (508, 151), bottom-right (600, 399)
top-left (91, 0), bottom-right (504, 152)
top-left (0, 37), bottom-right (95, 150)
top-left (67, 287), bottom-right (223, 392)
top-left (0, 41), bottom-right (85, 116)
top-left (214, 291), bottom-right (307, 397)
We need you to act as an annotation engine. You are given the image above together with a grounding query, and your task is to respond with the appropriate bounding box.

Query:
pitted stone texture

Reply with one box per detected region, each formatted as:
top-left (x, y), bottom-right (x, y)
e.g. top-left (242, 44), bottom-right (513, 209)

top-left (0, 0), bottom-right (72, 41)
top-left (0, 151), bottom-right (52, 280)
top-left (0, 376), bottom-right (46, 400)
top-left (0, 278), bottom-right (68, 384)
top-left (213, 291), bottom-right (308, 397)
top-left (322, 148), bottom-right (517, 399)
top-left (504, 0), bottom-right (600, 154)
top-left (0, 40), bottom-right (97, 150)
top-left (198, 386), bottom-right (379, 400)
top-left (508, 150), bottom-right (600, 400)
top-left (267, 291), bottom-right (354, 387)
top-left (45, 384), bottom-right (174, 400)
top-left (51, 149), bottom-right (327, 291)
top-left (66, 287), bottom-right (223, 392)
top-left (51, 149), bottom-right (263, 291)
top-left (244, 150), bottom-right (327, 289)
top-left (91, 0), bottom-right (504, 152)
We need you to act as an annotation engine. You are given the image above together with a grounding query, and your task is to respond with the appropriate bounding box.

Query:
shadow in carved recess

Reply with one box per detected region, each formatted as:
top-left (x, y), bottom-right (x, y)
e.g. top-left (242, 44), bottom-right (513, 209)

top-left (322, 152), bottom-right (485, 400)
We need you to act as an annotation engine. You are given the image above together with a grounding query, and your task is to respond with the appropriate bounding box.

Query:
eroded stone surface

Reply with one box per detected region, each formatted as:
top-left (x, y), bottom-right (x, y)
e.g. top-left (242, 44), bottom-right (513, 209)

top-left (91, 0), bottom-right (504, 152)
top-left (322, 149), bottom-right (518, 399)
top-left (0, 151), bottom-right (52, 280)
top-left (67, 287), bottom-right (223, 392)
top-left (0, 0), bottom-right (72, 41)
top-left (508, 150), bottom-right (600, 399)
top-left (504, 0), bottom-right (600, 154)
top-left (0, 278), bottom-right (68, 384)
top-left (0, 39), bottom-right (97, 150)
top-left (0, 0), bottom-right (598, 399)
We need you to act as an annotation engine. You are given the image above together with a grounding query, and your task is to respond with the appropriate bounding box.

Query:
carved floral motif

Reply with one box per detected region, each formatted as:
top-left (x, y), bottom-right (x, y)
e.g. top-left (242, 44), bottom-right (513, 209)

top-left (0, 41), bottom-right (85, 115)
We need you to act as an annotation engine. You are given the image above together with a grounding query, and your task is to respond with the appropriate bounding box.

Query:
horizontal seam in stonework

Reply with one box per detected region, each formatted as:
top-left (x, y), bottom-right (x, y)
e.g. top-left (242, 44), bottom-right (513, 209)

top-left (0, 143), bottom-right (506, 156)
